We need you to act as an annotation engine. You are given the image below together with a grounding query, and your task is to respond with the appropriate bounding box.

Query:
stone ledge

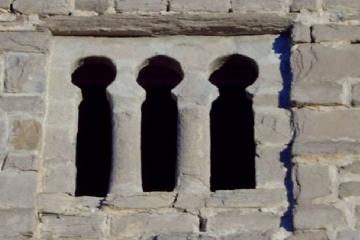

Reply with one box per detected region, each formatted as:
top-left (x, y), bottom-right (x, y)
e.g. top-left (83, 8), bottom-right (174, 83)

top-left (39, 13), bottom-right (293, 37)
top-left (312, 24), bottom-right (360, 43)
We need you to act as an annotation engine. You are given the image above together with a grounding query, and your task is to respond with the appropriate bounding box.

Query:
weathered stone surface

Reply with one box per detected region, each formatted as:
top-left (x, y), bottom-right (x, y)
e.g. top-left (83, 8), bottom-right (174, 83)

top-left (115, 0), bottom-right (166, 12)
top-left (206, 189), bottom-right (286, 208)
top-left (223, 232), bottom-right (273, 240)
top-left (41, 214), bottom-right (105, 239)
top-left (293, 140), bottom-right (360, 156)
top-left (287, 230), bottom-right (328, 240)
top-left (0, 31), bottom-right (50, 53)
top-left (340, 162), bottom-right (360, 174)
top-left (46, 100), bottom-right (77, 125)
top-left (0, 0), bottom-right (12, 8)
top-left (254, 109), bottom-right (292, 145)
top-left (75, 0), bottom-right (111, 13)
top-left (207, 211), bottom-right (279, 233)
top-left (10, 118), bottom-right (41, 151)
top-left (171, 0), bottom-right (229, 13)
top-left (336, 230), bottom-right (360, 240)
top-left (43, 14), bottom-right (292, 37)
top-left (0, 209), bottom-right (35, 238)
top-left (294, 109), bottom-right (360, 142)
top-left (42, 161), bottom-right (76, 193)
top-left (110, 212), bottom-right (198, 238)
top-left (339, 182), bottom-right (360, 198)
top-left (174, 193), bottom-right (207, 210)
top-left (356, 206), bottom-right (360, 229)
top-left (0, 110), bottom-right (7, 152)
top-left (256, 146), bottom-right (285, 187)
top-left (291, 44), bottom-right (360, 84)
top-left (291, 81), bottom-right (343, 106)
top-left (312, 25), bottom-right (360, 43)
top-left (43, 126), bottom-right (75, 162)
top-left (0, 171), bottom-right (36, 208)
top-left (3, 153), bottom-right (38, 171)
top-left (296, 164), bottom-right (332, 203)
top-left (105, 192), bottom-right (176, 209)
top-left (290, 0), bottom-right (319, 12)
top-left (0, 95), bottom-right (45, 117)
top-left (292, 24), bottom-right (311, 43)
top-left (294, 205), bottom-right (345, 229)
top-left (352, 84), bottom-right (360, 106)
top-left (233, 0), bottom-right (290, 14)
top-left (4, 52), bottom-right (47, 93)
top-left (323, 0), bottom-right (360, 12)
top-left (13, 0), bottom-right (71, 15)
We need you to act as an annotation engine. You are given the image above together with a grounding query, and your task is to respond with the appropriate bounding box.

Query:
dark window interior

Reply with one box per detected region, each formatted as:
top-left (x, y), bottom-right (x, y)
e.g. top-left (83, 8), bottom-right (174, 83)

top-left (210, 54), bottom-right (259, 191)
top-left (72, 57), bottom-right (116, 197)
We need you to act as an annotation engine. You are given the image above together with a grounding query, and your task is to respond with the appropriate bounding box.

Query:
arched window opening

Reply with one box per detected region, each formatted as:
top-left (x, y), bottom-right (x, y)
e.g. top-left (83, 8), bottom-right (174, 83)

top-left (72, 57), bottom-right (116, 197)
top-left (209, 54), bottom-right (259, 191)
top-left (137, 56), bottom-right (184, 192)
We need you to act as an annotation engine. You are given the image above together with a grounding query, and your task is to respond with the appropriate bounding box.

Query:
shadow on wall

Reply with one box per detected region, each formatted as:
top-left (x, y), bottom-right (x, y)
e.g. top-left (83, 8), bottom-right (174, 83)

top-left (273, 33), bottom-right (295, 231)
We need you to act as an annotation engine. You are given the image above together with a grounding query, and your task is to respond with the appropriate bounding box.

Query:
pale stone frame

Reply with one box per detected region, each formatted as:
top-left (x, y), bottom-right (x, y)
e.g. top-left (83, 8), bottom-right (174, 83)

top-left (40, 35), bottom-right (291, 209)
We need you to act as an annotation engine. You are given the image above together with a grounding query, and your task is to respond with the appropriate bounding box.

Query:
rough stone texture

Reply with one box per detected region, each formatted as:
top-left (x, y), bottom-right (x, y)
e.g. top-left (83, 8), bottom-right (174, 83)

top-left (340, 162), bottom-right (360, 174)
top-left (296, 164), bottom-right (332, 203)
top-left (75, 0), bottom-right (111, 13)
top-left (294, 205), bottom-right (346, 229)
top-left (352, 84), bottom-right (360, 106)
top-left (42, 161), bottom-right (76, 193)
top-left (13, 0), bottom-right (72, 15)
top-left (293, 141), bottom-right (360, 156)
top-left (0, 209), bottom-right (35, 238)
top-left (0, 0), bottom-right (12, 8)
top-left (357, 206), bottom-right (360, 229)
top-left (312, 25), bottom-right (360, 43)
top-left (323, 0), bottom-right (360, 13)
top-left (0, 95), bottom-right (45, 117)
top-left (256, 146), bottom-right (285, 187)
top-left (290, 0), bottom-right (320, 12)
top-left (292, 24), bottom-right (311, 43)
top-left (10, 118), bottom-right (41, 151)
top-left (337, 230), bottom-right (360, 240)
top-left (115, 0), bottom-right (165, 12)
top-left (171, 0), bottom-right (229, 13)
top-left (287, 230), bottom-right (328, 240)
top-left (110, 212), bottom-right (198, 238)
top-left (0, 32), bottom-right (50, 53)
top-left (339, 182), bottom-right (360, 198)
top-left (4, 52), bottom-right (47, 93)
top-left (3, 153), bottom-right (38, 171)
top-left (0, 110), bottom-right (8, 152)
top-left (232, 0), bottom-right (290, 14)
top-left (0, 171), bottom-right (36, 208)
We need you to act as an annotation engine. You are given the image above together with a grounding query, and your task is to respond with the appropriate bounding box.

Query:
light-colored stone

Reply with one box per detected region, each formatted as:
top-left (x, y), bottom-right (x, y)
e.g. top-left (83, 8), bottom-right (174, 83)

top-left (4, 53), bottom-right (47, 93)
top-left (115, 0), bottom-right (166, 12)
top-left (233, 0), bottom-right (290, 14)
top-left (206, 210), bottom-right (279, 233)
top-left (296, 164), bottom-right (332, 203)
top-left (0, 31), bottom-right (50, 53)
top-left (13, 0), bottom-right (72, 15)
top-left (290, 0), bottom-right (320, 12)
top-left (3, 153), bottom-right (38, 171)
top-left (337, 230), bottom-right (360, 240)
top-left (0, 110), bottom-right (8, 152)
top-left (41, 214), bottom-right (105, 239)
top-left (0, 0), bottom-right (12, 8)
top-left (352, 84), bottom-right (360, 106)
top-left (0, 209), bottom-right (35, 238)
top-left (171, 0), bottom-right (229, 13)
top-left (110, 212), bottom-right (198, 238)
top-left (312, 25), bottom-right (360, 43)
top-left (174, 193), bottom-right (207, 210)
top-left (340, 162), bottom-right (360, 174)
top-left (356, 206), bottom-right (360, 229)
top-left (223, 232), bottom-right (273, 240)
top-left (293, 140), bottom-right (360, 156)
top-left (294, 205), bottom-right (346, 229)
top-left (76, 0), bottom-right (111, 13)
top-left (339, 182), bottom-right (360, 198)
top-left (154, 233), bottom-right (201, 240)
top-left (10, 118), bottom-right (41, 151)
top-left (42, 161), bottom-right (76, 193)
top-left (0, 171), bottom-right (36, 208)
top-left (324, 0), bottom-right (360, 13)
top-left (292, 24), bottom-right (311, 43)
top-left (287, 230), bottom-right (328, 240)
top-left (0, 95), bottom-right (45, 117)
top-left (43, 126), bottom-right (75, 162)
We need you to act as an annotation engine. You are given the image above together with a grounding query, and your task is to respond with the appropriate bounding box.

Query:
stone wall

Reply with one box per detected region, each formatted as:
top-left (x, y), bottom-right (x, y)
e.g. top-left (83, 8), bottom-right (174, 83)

top-left (0, 0), bottom-right (358, 240)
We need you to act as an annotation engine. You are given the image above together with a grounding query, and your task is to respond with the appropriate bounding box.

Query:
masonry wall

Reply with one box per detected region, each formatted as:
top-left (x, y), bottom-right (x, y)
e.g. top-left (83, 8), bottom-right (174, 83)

top-left (0, 0), bottom-right (359, 240)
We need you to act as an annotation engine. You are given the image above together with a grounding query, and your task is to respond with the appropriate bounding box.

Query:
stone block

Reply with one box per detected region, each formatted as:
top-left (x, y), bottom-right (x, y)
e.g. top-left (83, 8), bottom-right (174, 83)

top-left (0, 31), bottom-right (50, 53)
top-left (3, 153), bottom-right (38, 171)
top-left (291, 44), bottom-right (360, 84)
top-left (43, 126), bottom-right (75, 162)
top-left (105, 192), bottom-right (176, 209)
top-left (294, 109), bottom-right (360, 142)
top-left (75, 0), bottom-right (111, 13)
top-left (296, 164), bottom-right (332, 203)
top-left (312, 25), bottom-right (360, 43)
top-left (4, 53), bottom-right (47, 93)
top-left (340, 162), bottom-right (360, 174)
top-left (206, 210), bottom-right (279, 233)
top-left (291, 81), bottom-right (343, 106)
top-left (256, 146), bottom-right (285, 187)
top-left (0, 209), bottom-right (35, 238)
top-left (110, 212), bottom-right (198, 238)
top-left (254, 109), bottom-right (292, 146)
top-left (13, 0), bottom-right (72, 15)
top-left (0, 95), bottom-right (45, 117)
top-left (10, 118), bottom-right (41, 151)
top-left (115, 0), bottom-right (166, 12)
top-left (206, 189), bottom-right (286, 208)
top-left (223, 232), bottom-right (273, 240)
top-left (339, 182), bottom-right (360, 198)
top-left (42, 161), bottom-right (76, 194)
top-left (232, 0), bottom-right (290, 14)
top-left (357, 206), bottom-right (360, 229)
top-left (292, 24), bottom-right (311, 43)
top-left (0, 0), bottom-right (12, 8)
top-left (352, 84), bottom-right (360, 106)
top-left (0, 171), bottom-right (36, 208)
top-left (152, 233), bottom-right (200, 240)
top-left (41, 214), bottom-right (105, 239)
top-left (323, 0), bottom-right (360, 12)
top-left (171, 0), bottom-right (229, 13)
top-left (287, 230), bottom-right (328, 240)
top-left (293, 140), bottom-right (360, 156)
top-left (336, 230), bottom-right (360, 240)
top-left (290, 0), bottom-right (320, 12)
top-left (294, 205), bottom-right (345, 229)
top-left (174, 193), bottom-right (207, 210)
top-left (46, 100), bottom-right (77, 125)
top-left (0, 110), bottom-right (8, 152)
